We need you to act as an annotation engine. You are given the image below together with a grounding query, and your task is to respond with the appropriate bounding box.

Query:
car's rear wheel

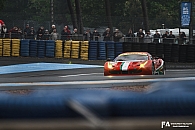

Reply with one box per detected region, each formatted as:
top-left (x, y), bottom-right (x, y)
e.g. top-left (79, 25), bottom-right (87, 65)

top-left (152, 64), bottom-right (155, 75)
top-left (161, 66), bottom-right (166, 75)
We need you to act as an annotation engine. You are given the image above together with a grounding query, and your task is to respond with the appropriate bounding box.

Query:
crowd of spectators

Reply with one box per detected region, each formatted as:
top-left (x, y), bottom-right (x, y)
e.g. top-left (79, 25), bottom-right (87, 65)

top-left (0, 22), bottom-right (189, 44)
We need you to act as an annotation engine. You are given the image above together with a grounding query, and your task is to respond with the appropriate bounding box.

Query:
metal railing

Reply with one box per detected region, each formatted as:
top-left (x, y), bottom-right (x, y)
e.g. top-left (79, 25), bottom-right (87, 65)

top-left (1, 33), bottom-right (194, 44)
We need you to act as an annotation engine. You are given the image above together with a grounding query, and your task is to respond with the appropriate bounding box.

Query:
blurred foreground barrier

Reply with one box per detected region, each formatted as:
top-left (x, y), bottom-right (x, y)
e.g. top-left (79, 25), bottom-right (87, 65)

top-left (0, 80), bottom-right (195, 129)
top-left (0, 81), bottom-right (195, 118)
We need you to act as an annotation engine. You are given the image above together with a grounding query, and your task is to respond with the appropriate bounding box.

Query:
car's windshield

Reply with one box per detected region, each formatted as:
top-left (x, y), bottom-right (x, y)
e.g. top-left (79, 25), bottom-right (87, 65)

top-left (114, 54), bottom-right (148, 61)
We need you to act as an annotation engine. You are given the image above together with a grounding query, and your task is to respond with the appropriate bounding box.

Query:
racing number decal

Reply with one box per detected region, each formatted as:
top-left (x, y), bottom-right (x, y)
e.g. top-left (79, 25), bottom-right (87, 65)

top-left (121, 62), bottom-right (130, 71)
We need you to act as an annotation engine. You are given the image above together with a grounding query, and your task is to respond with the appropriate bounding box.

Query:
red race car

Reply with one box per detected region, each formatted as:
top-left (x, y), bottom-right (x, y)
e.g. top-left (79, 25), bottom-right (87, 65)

top-left (104, 52), bottom-right (165, 76)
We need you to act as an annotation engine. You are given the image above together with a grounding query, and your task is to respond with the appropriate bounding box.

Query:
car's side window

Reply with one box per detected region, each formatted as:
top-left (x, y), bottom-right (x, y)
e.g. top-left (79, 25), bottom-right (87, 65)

top-left (149, 56), bottom-right (153, 60)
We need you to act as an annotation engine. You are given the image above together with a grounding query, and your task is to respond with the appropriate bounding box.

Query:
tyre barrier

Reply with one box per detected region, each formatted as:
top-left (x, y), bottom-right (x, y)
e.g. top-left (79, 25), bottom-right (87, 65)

top-left (163, 43), bottom-right (172, 62)
top-left (140, 43), bottom-right (148, 52)
top-left (179, 45), bottom-right (187, 63)
top-left (29, 40), bottom-right (37, 57)
top-left (80, 41), bottom-right (89, 60)
top-left (123, 42), bottom-right (132, 52)
top-left (11, 39), bottom-right (20, 57)
top-left (0, 39), bottom-right (195, 62)
top-left (109, 80), bottom-right (195, 117)
top-left (63, 40), bottom-right (71, 58)
top-left (0, 80), bottom-right (195, 118)
top-left (45, 40), bottom-right (55, 58)
top-left (131, 42), bottom-right (141, 52)
top-left (155, 43), bottom-right (164, 57)
top-left (3, 39), bottom-right (11, 57)
top-left (71, 41), bottom-right (80, 59)
top-left (106, 41), bottom-right (115, 60)
top-left (115, 42), bottom-right (123, 57)
top-left (171, 44), bottom-right (179, 62)
top-left (186, 45), bottom-right (195, 63)
top-left (37, 40), bottom-right (46, 58)
top-left (148, 43), bottom-right (156, 56)
top-left (20, 39), bottom-right (30, 57)
top-left (0, 39), bottom-right (2, 56)
top-left (88, 41), bottom-right (98, 60)
top-left (55, 40), bottom-right (63, 58)
top-left (98, 42), bottom-right (106, 60)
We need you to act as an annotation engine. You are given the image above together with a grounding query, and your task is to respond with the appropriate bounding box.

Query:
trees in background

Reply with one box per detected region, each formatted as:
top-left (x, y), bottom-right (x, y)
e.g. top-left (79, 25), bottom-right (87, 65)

top-left (0, 0), bottom-right (185, 32)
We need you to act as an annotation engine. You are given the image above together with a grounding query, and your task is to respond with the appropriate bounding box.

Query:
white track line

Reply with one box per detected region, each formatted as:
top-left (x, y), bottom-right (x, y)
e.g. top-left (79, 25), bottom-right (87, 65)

top-left (166, 69), bottom-right (195, 71)
top-left (59, 73), bottom-right (103, 77)
top-left (0, 77), bottom-right (195, 87)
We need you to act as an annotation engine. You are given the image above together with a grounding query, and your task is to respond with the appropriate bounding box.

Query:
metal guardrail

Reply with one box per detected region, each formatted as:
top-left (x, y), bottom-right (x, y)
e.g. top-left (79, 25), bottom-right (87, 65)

top-left (1, 33), bottom-right (195, 45)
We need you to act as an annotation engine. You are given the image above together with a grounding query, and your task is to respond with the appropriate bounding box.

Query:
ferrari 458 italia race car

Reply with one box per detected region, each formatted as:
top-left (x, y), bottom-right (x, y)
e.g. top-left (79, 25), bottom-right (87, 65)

top-left (104, 52), bottom-right (165, 76)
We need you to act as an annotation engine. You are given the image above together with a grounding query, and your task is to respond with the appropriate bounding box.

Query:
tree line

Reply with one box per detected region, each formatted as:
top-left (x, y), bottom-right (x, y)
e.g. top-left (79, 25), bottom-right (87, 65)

top-left (0, 0), bottom-right (188, 33)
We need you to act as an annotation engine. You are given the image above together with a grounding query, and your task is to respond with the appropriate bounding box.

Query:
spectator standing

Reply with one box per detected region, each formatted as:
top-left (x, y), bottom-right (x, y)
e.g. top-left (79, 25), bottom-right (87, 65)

top-left (0, 20), bottom-right (4, 29)
top-left (83, 29), bottom-right (92, 41)
top-left (102, 28), bottom-right (112, 41)
top-left (49, 24), bottom-right (56, 34)
top-left (179, 32), bottom-right (186, 44)
top-left (24, 24), bottom-right (30, 39)
top-left (50, 29), bottom-right (59, 40)
top-left (167, 31), bottom-right (175, 43)
top-left (36, 26), bottom-right (45, 40)
top-left (27, 27), bottom-right (36, 39)
top-left (92, 28), bottom-right (101, 41)
top-left (162, 31), bottom-right (169, 43)
top-left (125, 28), bottom-right (135, 42)
top-left (144, 31), bottom-right (152, 43)
top-left (61, 25), bottom-right (71, 41)
top-left (137, 29), bottom-right (145, 43)
top-left (44, 29), bottom-right (50, 40)
top-left (18, 28), bottom-right (23, 39)
top-left (1, 24), bottom-right (7, 38)
top-left (72, 28), bottom-right (79, 40)
top-left (153, 30), bottom-right (160, 43)
top-left (10, 27), bottom-right (20, 39)
top-left (193, 34), bottom-right (195, 44)
top-left (113, 29), bottom-right (123, 42)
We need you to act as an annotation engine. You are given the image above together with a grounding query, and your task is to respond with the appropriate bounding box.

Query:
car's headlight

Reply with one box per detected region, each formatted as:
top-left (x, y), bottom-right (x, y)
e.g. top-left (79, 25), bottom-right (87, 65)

top-left (108, 62), bottom-right (114, 69)
top-left (140, 61), bottom-right (148, 68)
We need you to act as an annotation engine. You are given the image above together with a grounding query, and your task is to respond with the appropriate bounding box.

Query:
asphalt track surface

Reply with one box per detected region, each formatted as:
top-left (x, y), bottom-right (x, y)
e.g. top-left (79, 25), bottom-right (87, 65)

top-left (0, 57), bottom-right (195, 90)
